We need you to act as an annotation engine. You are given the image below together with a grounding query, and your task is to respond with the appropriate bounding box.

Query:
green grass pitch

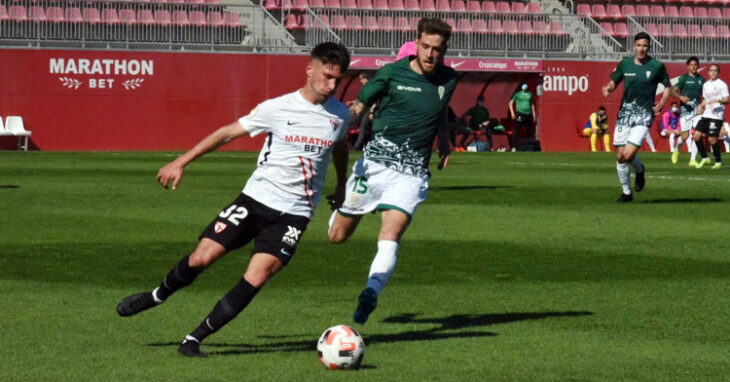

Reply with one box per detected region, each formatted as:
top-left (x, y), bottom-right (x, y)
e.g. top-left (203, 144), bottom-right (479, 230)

top-left (1, 151), bottom-right (728, 381)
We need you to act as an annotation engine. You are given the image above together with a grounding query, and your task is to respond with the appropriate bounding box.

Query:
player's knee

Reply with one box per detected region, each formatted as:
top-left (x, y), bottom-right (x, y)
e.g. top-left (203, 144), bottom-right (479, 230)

top-left (328, 227), bottom-right (348, 244)
top-left (188, 250), bottom-right (217, 269)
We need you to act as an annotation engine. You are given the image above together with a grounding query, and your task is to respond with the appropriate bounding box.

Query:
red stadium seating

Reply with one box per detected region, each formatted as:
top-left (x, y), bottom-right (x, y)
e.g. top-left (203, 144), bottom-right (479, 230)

top-left (363, 15), bottom-right (378, 30)
top-left (223, 12), bottom-right (241, 28)
top-left (0, 5), bottom-right (8, 22)
top-left (405, 0), bottom-right (419, 9)
top-left (576, 4), bottom-right (590, 16)
top-left (487, 19), bottom-right (503, 34)
top-left (284, 14), bottom-right (299, 29)
top-left (694, 7), bottom-right (708, 18)
top-left (82, 8), bottom-right (101, 24)
top-left (47, 7), bottom-right (65, 23)
top-left (154, 10), bottom-right (172, 26)
top-left (357, 0), bottom-right (373, 9)
top-left (137, 10), bottom-right (156, 25)
top-left (717, 25), bottom-right (730, 39)
top-left (687, 24), bottom-right (702, 38)
top-left (473, 19), bottom-right (487, 33)
top-left (292, 0), bottom-right (308, 11)
top-left (613, 22), bottom-right (629, 38)
top-left (658, 23), bottom-right (672, 37)
top-left (443, 17), bottom-right (455, 31)
top-left (673, 24), bottom-right (688, 38)
top-left (346, 15), bottom-right (362, 30)
top-left (65, 8), bottom-right (82, 23)
top-left (636, 5), bottom-right (650, 17)
top-left (519, 20), bottom-right (534, 34)
top-left (29, 6), bottom-right (46, 22)
top-left (389, 0), bottom-right (405, 10)
top-left (102, 9), bottom-right (121, 25)
top-left (599, 22), bottom-right (614, 37)
top-left (724, 8), bottom-right (730, 19)
top-left (377, 15), bottom-right (393, 31)
top-left (591, 4), bottom-right (607, 20)
top-left (172, 10), bottom-right (189, 26)
top-left (511, 2), bottom-right (525, 13)
top-left (621, 5), bottom-right (636, 18)
top-left (533, 20), bottom-right (548, 35)
top-left (342, 0), bottom-right (357, 8)
top-left (263, 0), bottom-right (279, 11)
top-left (9, 5), bottom-right (28, 21)
top-left (451, 0), bottom-right (466, 12)
top-left (495, 1), bottom-right (510, 13)
top-left (330, 15), bottom-right (346, 29)
top-left (309, 0), bottom-right (324, 7)
top-left (503, 20), bottom-right (518, 34)
top-left (325, 0), bottom-right (341, 8)
top-left (701, 24), bottom-right (717, 38)
top-left (373, 0), bottom-right (389, 9)
top-left (421, 0), bottom-right (435, 11)
top-left (119, 9), bottom-right (137, 25)
top-left (679, 6), bottom-right (694, 18)
top-left (708, 7), bottom-right (722, 18)
top-left (394, 16), bottom-right (409, 31)
top-left (650, 5), bottom-right (665, 17)
top-left (606, 4), bottom-right (621, 19)
top-left (436, 0), bottom-right (450, 11)
top-left (549, 21), bottom-right (565, 36)
top-left (526, 2), bottom-right (541, 14)
top-left (189, 11), bottom-right (206, 26)
top-left (482, 1), bottom-right (495, 13)
top-left (456, 18), bottom-right (471, 33)
top-left (665, 6), bottom-right (679, 18)
top-left (644, 23), bottom-right (658, 36)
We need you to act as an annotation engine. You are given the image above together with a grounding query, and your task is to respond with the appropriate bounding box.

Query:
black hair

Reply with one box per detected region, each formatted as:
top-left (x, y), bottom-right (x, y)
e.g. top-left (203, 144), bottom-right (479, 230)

top-left (634, 32), bottom-right (651, 43)
top-left (598, 106), bottom-right (606, 111)
top-left (358, 72), bottom-right (371, 80)
top-left (417, 18), bottom-right (452, 43)
top-left (686, 56), bottom-right (699, 66)
top-left (310, 42), bottom-right (350, 72)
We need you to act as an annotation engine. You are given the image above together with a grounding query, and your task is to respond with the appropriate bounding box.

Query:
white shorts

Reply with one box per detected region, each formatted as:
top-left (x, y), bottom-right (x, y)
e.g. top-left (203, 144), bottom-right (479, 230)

top-left (613, 124), bottom-right (649, 148)
top-left (339, 158), bottom-right (428, 220)
top-left (680, 114), bottom-right (698, 133)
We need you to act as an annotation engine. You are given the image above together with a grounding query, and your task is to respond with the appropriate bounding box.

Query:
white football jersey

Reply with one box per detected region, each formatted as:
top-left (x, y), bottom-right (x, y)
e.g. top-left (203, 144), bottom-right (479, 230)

top-left (701, 78), bottom-right (729, 120)
top-left (238, 90), bottom-right (349, 218)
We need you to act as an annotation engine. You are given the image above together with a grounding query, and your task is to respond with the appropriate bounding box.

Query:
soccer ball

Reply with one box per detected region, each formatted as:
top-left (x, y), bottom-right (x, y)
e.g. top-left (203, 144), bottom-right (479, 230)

top-left (316, 324), bottom-right (365, 370)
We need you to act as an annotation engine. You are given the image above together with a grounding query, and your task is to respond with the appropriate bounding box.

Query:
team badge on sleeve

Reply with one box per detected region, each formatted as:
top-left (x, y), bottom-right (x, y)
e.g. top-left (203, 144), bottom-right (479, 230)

top-left (214, 221), bottom-right (228, 234)
top-left (330, 119), bottom-right (340, 130)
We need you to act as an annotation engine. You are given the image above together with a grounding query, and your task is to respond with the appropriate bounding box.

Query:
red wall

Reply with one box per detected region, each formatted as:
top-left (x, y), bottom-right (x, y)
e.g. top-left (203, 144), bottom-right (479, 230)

top-left (0, 49), bottom-right (723, 152)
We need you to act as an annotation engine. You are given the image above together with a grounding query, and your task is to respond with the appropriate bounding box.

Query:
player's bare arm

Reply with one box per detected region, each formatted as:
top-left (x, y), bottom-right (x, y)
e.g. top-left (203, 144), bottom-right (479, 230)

top-left (349, 100), bottom-right (366, 121)
top-left (602, 80), bottom-right (616, 98)
top-left (157, 121), bottom-right (249, 190)
top-left (671, 86), bottom-right (690, 104)
top-left (653, 87), bottom-right (672, 115)
top-left (508, 99), bottom-right (516, 119)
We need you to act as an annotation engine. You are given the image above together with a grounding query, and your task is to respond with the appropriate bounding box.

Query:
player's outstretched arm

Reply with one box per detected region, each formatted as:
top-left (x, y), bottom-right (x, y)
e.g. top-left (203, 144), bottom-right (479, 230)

top-left (653, 87), bottom-right (672, 115)
top-left (157, 121), bottom-right (249, 190)
top-left (671, 86), bottom-right (689, 104)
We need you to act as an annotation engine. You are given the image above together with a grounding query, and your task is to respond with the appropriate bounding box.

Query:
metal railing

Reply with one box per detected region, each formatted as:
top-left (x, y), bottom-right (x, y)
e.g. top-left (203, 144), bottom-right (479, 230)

top-left (628, 16), bottom-right (730, 60)
top-left (303, 8), bottom-right (623, 58)
top-left (0, 0), bottom-right (297, 51)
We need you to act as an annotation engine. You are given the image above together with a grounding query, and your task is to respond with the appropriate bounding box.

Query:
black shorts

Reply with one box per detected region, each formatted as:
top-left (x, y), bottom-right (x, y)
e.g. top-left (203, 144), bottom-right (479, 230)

top-left (199, 193), bottom-right (310, 265)
top-left (696, 118), bottom-right (723, 137)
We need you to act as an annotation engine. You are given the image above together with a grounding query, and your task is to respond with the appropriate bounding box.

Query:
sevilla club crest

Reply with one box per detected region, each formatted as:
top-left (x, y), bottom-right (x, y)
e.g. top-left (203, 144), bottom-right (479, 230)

top-left (214, 221), bottom-right (228, 233)
top-left (330, 119), bottom-right (340, 130)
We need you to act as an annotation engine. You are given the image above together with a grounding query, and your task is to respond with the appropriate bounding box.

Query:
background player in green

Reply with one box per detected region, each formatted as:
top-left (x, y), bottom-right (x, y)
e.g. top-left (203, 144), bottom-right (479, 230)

top-left (327, 18), bottom-right (457, 324)
top-left (509, 83), bottom-right (536, 151)
top-left (602, 32), bottom-right (671, 203)
top-left (671, 56), bottom-right (704, 166)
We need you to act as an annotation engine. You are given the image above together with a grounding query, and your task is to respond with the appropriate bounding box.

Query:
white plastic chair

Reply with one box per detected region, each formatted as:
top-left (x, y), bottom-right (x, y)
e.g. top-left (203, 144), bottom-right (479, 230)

top-left (0, 116), bottom-right (11, 136)
top-left (5, 116), bottom-right (32, 151)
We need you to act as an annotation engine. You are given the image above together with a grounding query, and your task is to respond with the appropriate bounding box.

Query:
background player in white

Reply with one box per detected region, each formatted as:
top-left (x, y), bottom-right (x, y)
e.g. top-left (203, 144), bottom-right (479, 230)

top-left (602, 32), bottom-right (671, 203)
top-left (116, 42), bottom-right (351, 357)
top-left (329, 18), bottom-right (457, 325)
top-left (693, 64), bottom-right (729, 169)
top-left (670, 57), bottom-right (703, 166)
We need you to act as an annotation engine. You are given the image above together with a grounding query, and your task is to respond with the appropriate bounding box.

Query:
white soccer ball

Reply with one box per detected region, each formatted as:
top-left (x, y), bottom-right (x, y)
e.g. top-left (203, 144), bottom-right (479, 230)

top-left (316, 324), bottom-right (365, 370)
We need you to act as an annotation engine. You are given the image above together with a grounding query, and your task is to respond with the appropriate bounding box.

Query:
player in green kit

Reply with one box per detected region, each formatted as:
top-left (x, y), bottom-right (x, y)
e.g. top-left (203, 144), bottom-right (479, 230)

top-left (671, 56), bottom-right (704, 166)
top-left (327, 18), bottom-right (458, 324)
top-left (602, 32), bottom-right (671, 203)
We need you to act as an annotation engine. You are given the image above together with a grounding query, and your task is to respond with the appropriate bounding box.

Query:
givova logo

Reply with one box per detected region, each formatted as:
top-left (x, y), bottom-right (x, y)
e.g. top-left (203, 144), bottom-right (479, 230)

top-left (396, 85), bottom-right (422, 92)
top-left (543, 74), bottom-right (589, 96)
top-left (281, 225), bottom-right (302, 247)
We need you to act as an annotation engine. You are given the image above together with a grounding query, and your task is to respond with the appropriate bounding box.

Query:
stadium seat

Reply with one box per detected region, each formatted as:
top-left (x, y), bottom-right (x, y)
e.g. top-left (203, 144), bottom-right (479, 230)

top-left (83, 8), bottom-right (101, 24)
top-left (533, 20), bottom-right (548, 34)
top-left (473, 19), bottom-right (487, 33)
top-left (292, 0), bottom-right (308, 11)
top-left (363, 15), bottom-right (378, 30)
top-left (456, 18), bottom-right (471, 33)
top-left (599, 22), bottom-right (614, 37)
top-left (377, 16), bottom-right (393, 30)
top-left (187, 0), bottom-right (205, 4)
top-left (330, 15), bottom-right (346, 29)
top-left (526, 2), bottom-right (541, 14)
top-left (136, 10), bottom-right (155, 25)
top-left (466, 0), bottom-right (480, 12)
top-left (421, 0), bottom-right (435, 11)
top-left (621, 5), bottom-right (636, 18)
top-left (409, 16), bottom-right (419, 30)
top-left (673, 24), bottom-right (688, 38)
top-left (717, 25), bottom-right (730, 39)
top-left (119, 9), bottom-right (137, 25)
top-left (223, 12), bottom-right (242, 28)
top-left (511, 2), bottom-right (525, 13)
top-left (644, 23), bottom-right (658, 37)
top-left (650, 5), bottom-right (665, 17)
top-left (495, 1), bottom-right (510, 13)
top-left (9, 5), bottom-right (28, 21)
top-left (694, 7), bottom-right (708, 18)
top-left (606, 4), bottom-right (622, 19)
top-left (679, 6), bottom-right (694, 18)
top-left (708, 7), bottom-right (722, 18)
top-left (325, 0), bottom-right (341, 8)
top-left (519, 20), bottom-right (533, 34)
top-left (189, 11), bottom-right (206, 26)
top-left (482, 1), bottom-right (495, 13)
top-left (549, 21), bottom-right (565, 36)
top-left (658, 23), bottom-right (672, 37)
top-left (263, 0), bottom-right (280, 10)
top-left (29, 6), bottom-right (47, 22)
top-left (404, 0), bottom-right (420, 9)
top-left (591, 4), bottom-right (607, 20)
top-left (702, 24), bottom-right (717, 38)
top-left (373, 0), bottom-right (389, 9)
top-left (613, 22), bottom-right (629, 38)
top-left (357, 0), bottom-right (373, 8)
top-left (342, 0), bottom-right (357, 8)
top-left (154, 10), bottom-right (172, 26)
top-left (0, 5), bottom-right (8, 21)
top-left (65, 8), bottom-right (83, 23)
top-left (205, 0), bottom-right (219, 3)
top-left (487, 19), bottom-right (503, 34)
top-left (451, 0), bottom-right (466, 12)
top-left (636, 5), bottom-right (650, 17)
top-left (283, 13), bottom-right (299, 29)
top-left (345, 15), bottom-right (362, 30)
top-left (389, 0), bottom-right (405, 9)
top-left (502, 20), bottom-right (517, 34)
top-left (5, 116), bottom-right (31, 151)
top-left (443, 17), bottom-right (456, 31)
top-left (435, 0), bottom-right (450, 11)
top-left (47, 7), bottom-right (65, 23)
top-left (724, 7), bottom-right (730, 19)
top-left (394, 16), bottom-right (409, 31)
top-left (172, 10), bottom-right (190, 26)
top-left (309, 0), bottom-right (325, 7)
top-left (102, 9), bottom-right (121, 25)
top-left (687, 24), bottom-right (702, 38)
top-left (665, 6), bottom-right (679, 17)
top-left (576, 4), bottom-right (590, 16)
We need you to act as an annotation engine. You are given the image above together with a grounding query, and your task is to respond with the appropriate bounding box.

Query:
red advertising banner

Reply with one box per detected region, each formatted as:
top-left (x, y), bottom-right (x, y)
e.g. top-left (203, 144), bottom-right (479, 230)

top-left (350, 56), bottom-right (543, 72)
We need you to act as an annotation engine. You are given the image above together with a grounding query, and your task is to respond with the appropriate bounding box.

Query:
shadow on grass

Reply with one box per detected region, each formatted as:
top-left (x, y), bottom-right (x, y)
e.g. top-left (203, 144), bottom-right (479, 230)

top-left (429, 185), bottom-right (513, 192)
top-left (146, 311), bottom-right (591, 356)
top-left (639, 198), bottom-right (723, 204)
top-left (0, 185), bottom-right (19, 189)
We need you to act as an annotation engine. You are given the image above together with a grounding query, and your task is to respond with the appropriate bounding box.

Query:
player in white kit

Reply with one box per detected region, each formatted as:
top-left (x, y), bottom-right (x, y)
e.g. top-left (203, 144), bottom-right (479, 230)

top-left (693, 64), bottom-right (729, 169)
top-left (116, 42), bottom-right (351, 357)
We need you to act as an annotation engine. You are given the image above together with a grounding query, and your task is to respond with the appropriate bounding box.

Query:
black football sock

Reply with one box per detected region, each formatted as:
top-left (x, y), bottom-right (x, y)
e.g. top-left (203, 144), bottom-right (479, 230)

top-left (155, 255), bottom-right (201, 301)
top-left (189, 278), bottom-right (260, 342)
top-left (695, 139), bottom-right (708, 159)
top-left (712, 142), bottom-right (722, 163)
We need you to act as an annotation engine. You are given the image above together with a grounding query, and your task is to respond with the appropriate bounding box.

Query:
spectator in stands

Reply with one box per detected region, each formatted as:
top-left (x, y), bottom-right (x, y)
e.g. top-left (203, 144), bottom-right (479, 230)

top-left (396, 41), bottom-right (416, 60)
top-left (659, 101), bottom-right (682, 152)
top-left (462, 95), bottom-right (502, 151)
top-left (353, 72), bottom-right (375, 150)
top-left (508, 83), bottom-right (536, 151)
top-left (583, 106), bottom-right (611, 152)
